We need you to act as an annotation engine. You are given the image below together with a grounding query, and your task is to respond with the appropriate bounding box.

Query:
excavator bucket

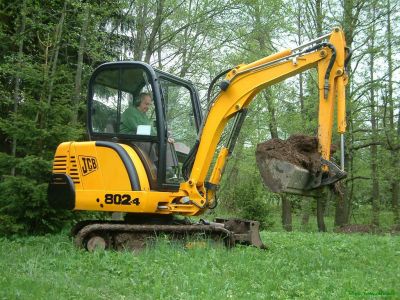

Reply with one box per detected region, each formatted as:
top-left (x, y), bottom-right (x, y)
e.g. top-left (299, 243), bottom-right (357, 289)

top-left (256, 158), bottom-right (322, 195)
top-left (255, 135), bottom-right (346, 196)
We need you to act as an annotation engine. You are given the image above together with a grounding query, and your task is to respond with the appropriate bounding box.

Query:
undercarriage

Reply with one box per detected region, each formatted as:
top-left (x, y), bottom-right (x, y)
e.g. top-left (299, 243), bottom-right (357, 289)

top-left (72, 215), bottom-right (266, 251)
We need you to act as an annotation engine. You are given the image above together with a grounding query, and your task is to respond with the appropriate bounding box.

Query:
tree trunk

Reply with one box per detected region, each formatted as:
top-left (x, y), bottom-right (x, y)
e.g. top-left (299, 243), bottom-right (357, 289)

top-left (263, 90), bottom-right (292, 231)
top-left (297, 1), bottom-right (311, 228)
top-left (179, 0), bottom-right (192, 77)
top-left (222, 134), bottom-right (245, 212)
top-left (334, 181), bottom-right (347, 226)
top-left (336, 0), bottom-right (366, 226)
top-left (133, 2), bottom-right (148, 61)
top-left (317, 189), bottom-right (327, 232)
top-left (369, 4), bottom-right (380, 227)
top-left (281, 197), bottom-right (293, 231)
top-left (314, 0), bottom-right (326, 232)
top-left (315, 0), bottom-right (322, 36)
top-left (251, 3), bottom-right (291, 231)
top-left (384, 0), bottom-right (399, 225)
top-left (392, 157), bottom-right (400, 224)
top-left (157, 29), bottom-right (163, 69)
top-left (11, 0), bottom-right (27, 176)
top-left (36, 2), bottom-right (66, 129)
top-left (144, 0), bottom-right (164, 63)
top-left (72, 4), bottom-right (90, 125)
top-left (47, 0), bottom-right (67, 107)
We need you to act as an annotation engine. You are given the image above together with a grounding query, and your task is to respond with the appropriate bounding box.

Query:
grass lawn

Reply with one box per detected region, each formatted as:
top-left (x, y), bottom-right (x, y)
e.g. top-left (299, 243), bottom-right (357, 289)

top-left (0, 231), bottom-right (399, 299)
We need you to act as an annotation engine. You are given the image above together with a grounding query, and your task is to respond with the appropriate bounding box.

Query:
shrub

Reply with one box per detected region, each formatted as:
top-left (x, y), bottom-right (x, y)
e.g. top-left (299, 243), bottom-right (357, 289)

top-left (221, 173), bottom-right (273, 229)
top-left (0, 175), bottom-right (73, 236)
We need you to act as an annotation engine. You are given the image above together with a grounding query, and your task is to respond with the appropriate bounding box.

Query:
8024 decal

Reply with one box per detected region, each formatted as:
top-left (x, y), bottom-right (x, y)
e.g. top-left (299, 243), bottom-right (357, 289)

top-left (104, 194), bottom-right (140, 206)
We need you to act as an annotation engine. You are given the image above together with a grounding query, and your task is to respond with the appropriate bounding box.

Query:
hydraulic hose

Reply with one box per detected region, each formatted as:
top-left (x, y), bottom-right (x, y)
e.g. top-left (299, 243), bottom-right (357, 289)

top-left (206, 68), bottom-right (232, 104)
top-left (305, 42), bottom-right (337, 99)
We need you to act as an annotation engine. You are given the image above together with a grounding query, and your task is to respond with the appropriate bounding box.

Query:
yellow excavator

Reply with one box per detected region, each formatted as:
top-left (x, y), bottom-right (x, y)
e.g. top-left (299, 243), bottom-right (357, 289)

top-left (48, 27), bottom-right (349, 250)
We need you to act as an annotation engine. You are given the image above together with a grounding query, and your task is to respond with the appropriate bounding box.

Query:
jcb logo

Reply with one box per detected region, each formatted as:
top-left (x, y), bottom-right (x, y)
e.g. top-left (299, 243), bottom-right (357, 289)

top-left (79, 156), bottom-right (98, 176)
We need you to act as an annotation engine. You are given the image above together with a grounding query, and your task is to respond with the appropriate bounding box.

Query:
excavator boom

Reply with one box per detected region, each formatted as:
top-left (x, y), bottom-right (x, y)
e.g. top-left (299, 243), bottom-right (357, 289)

top-left (193, 27), bottom-right (349, 200)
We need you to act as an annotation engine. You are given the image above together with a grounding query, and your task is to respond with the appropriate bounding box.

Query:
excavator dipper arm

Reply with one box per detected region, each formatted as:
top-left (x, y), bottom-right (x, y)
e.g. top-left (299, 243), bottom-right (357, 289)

top-left (184, 27), bottom-right (348, 208)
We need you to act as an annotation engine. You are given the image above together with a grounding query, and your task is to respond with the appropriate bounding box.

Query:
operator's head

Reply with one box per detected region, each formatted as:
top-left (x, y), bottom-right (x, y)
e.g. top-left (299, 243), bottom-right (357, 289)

top-left (137, 92), bottom-right (152, 113)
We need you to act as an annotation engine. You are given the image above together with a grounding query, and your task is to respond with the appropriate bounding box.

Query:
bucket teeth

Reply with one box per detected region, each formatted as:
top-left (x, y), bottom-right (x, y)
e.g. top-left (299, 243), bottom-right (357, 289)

top-left (256, 157), bottom-right (347, 196)
top-left (255, 135), bottom-right (346, 196)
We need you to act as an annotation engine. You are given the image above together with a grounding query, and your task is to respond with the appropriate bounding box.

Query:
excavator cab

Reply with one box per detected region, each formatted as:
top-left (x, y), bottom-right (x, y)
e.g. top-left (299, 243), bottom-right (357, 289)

top-left (88, 62), bottom-right (202, 191)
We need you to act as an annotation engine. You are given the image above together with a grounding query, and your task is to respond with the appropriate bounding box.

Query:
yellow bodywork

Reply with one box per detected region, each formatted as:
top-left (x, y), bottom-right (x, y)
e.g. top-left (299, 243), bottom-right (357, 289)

top-left (51, 28), bottom-right (348, 216)
top-left (52, 141), bottom-right (199, 215)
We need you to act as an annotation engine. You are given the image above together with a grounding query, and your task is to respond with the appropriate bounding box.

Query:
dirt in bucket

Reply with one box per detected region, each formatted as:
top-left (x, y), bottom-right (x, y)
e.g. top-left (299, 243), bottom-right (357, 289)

top-left (255, 134), bottom-right (322, 175)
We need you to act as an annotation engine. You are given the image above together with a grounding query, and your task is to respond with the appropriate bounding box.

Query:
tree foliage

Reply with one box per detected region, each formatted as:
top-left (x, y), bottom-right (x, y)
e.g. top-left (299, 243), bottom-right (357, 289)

top-left (0, 0), bottom-right (399, 235)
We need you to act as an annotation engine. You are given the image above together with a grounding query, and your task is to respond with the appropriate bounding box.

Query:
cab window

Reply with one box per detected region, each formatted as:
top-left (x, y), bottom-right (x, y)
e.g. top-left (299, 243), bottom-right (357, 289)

top-left (159, 77), bottom-right (198, 183)
top-left (91, 67), bottom-right (157, 137)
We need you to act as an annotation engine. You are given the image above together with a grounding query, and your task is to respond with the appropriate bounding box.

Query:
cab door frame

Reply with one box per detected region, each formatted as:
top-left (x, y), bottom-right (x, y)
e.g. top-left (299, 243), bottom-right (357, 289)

top-left (87, 61), bottom-right (203, 192)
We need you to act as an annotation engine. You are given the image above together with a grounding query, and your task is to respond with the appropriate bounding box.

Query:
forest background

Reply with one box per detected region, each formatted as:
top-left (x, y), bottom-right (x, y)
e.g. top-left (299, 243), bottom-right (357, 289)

top-left (0, 0), bottom-right (399, 236)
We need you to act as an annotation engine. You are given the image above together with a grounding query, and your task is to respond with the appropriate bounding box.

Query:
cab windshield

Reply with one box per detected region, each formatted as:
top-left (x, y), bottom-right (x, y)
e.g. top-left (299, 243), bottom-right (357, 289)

top-left (91, 67), bottom-right (157, 137)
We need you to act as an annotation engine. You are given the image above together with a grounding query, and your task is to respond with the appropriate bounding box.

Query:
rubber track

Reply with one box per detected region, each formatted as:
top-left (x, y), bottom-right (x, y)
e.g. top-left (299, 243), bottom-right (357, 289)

top-left (74, 223), bottom-right (235, 250)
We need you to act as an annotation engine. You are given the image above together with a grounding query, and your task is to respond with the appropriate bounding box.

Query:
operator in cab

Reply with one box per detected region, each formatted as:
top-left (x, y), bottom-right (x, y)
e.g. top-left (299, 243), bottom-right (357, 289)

top-left (120, 92), bottom-right (156, 136)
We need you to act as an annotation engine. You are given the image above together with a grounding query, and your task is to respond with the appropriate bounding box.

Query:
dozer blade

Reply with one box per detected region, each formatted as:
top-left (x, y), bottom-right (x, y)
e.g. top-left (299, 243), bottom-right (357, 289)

top-left (208, 218), bottom-right (266, 249)
top-left (257, 158), bottom-right (347, 196)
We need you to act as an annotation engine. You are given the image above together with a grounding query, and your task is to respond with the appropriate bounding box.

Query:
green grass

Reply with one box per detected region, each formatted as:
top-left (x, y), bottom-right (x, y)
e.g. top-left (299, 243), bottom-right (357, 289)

top-left (0, 232), bottom-right (399, 299)
top-left (210, 205), bottom-right (398, 232)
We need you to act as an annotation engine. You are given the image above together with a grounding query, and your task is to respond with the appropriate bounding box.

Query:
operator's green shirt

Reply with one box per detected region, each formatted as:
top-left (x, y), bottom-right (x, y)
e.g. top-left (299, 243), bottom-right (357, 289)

top-left (120, 106), bottom-right (156, 135)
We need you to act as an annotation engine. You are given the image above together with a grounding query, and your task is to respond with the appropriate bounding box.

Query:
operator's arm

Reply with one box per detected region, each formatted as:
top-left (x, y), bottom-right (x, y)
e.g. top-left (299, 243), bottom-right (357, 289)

top-left (121, 107), bottom-right (158, 136)
top-left (120, 107), bottom-right (139, 134)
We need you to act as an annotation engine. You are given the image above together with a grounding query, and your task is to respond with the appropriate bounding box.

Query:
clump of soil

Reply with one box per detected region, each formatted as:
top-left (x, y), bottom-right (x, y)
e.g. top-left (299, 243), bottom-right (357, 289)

top-left (334, 224), bottom-right (400, 235)
top-left (334, 224), bottom-right (380, 234)
top-left (256, 134), bottom-right (322, 175)
top-left (390, 224), bottom-right (400, 235)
